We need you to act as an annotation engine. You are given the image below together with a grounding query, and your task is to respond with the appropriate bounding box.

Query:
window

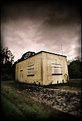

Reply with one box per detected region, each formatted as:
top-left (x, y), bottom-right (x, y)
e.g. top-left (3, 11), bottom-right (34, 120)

top-left (27, 64), bottom-right (34, 76)
top-left (52, 64), bottom-right (62, 75)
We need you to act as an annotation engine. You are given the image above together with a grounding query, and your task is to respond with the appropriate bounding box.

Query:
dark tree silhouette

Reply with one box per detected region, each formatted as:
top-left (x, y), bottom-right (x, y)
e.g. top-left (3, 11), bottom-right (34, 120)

top-left (1, 47), bottom-right (14, 64)
top-left (68, 57), bottom-right (81, 79)
top-left (1, 47), bottom-right (14, 80)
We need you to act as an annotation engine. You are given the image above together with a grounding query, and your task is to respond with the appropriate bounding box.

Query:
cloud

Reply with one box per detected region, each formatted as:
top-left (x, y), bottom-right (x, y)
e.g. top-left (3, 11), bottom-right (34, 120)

top-left (1, 1), bottom-right (81, 61)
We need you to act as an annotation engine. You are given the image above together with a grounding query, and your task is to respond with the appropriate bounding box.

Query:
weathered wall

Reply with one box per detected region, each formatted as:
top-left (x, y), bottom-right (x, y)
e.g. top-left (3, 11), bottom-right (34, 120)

top-left (42, 52), bottom-right (68, 85)
top-left (15, 53), bottom-right (43, 85)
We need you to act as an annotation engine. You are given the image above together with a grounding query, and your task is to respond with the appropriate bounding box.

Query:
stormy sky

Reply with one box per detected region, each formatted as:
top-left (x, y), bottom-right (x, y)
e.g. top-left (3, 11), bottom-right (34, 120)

top-left (1, 1), bottom-right (81, 62)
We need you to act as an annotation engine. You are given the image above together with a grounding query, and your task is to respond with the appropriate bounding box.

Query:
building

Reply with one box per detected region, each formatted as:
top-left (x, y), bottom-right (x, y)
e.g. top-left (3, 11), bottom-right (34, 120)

top-left (15, 51), bottom-right (69, 85)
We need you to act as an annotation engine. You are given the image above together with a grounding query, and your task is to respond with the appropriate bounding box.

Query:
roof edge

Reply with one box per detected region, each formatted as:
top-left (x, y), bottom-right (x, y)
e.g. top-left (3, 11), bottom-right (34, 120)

top-left (15, 50), bottom-right (67, 64)
top-left (37, 50), bottom-right (67, 57)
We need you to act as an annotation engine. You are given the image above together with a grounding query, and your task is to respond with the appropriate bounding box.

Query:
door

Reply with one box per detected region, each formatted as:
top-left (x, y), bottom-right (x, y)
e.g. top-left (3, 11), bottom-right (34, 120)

top-left (20, 70), bottom-right (23, 82)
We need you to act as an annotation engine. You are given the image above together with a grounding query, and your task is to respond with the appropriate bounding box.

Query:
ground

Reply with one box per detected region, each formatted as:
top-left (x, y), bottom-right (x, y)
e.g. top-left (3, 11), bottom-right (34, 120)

top-left (1, 80), bottom-right (82, 121)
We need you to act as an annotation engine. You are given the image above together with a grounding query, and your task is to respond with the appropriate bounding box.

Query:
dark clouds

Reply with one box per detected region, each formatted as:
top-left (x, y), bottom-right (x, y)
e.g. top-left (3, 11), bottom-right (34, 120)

top-left (1, 1), bottom-right (81, 61)
top-left (2, 1), bottom-right (80, 23)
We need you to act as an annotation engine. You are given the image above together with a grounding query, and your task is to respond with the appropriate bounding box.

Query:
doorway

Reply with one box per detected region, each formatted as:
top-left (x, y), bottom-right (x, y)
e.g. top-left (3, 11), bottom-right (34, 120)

top-left (20, 70), bottom-right (23, 81)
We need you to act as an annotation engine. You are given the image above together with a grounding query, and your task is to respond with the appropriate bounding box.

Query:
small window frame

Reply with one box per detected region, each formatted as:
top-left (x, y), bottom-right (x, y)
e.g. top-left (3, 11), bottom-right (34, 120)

top-left (52, 64), bottom-right (62, 75)
top-left (27, 64), bottom-right (35, 76)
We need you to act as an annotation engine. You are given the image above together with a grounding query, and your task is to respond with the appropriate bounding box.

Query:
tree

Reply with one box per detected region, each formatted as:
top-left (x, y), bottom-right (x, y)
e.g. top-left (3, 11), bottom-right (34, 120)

top-left (68, 57), bottom-right (81, 79)
top-left (1, 47), bottom-right (14, 64)
top-left (1, 47), bottom-right (14, 80)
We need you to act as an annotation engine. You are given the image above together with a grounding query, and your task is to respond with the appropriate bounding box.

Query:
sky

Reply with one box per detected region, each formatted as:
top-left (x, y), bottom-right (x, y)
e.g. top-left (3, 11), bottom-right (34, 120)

top-left (1, 1), bottom-right (81, 62)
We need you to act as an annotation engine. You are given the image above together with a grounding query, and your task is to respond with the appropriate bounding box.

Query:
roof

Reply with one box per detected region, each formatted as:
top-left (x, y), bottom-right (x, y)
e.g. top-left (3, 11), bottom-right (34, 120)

top-left (15, 50), bottom-right (67, 64)
top-left (37, 51), bottom-right (66, 57)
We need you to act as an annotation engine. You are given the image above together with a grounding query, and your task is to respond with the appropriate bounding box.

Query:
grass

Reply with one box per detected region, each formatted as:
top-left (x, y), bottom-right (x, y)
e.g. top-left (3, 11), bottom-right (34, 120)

top-left (1, 94), bottom-right (79, 121)
top-left (1, 88), bottom-right (51, 121)
top-left (1, 80), bottom-right (81, 121)
top-left (45, 79), bottom-right (81, 91)
top-left (1, 96), bottom-right (26, 121)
